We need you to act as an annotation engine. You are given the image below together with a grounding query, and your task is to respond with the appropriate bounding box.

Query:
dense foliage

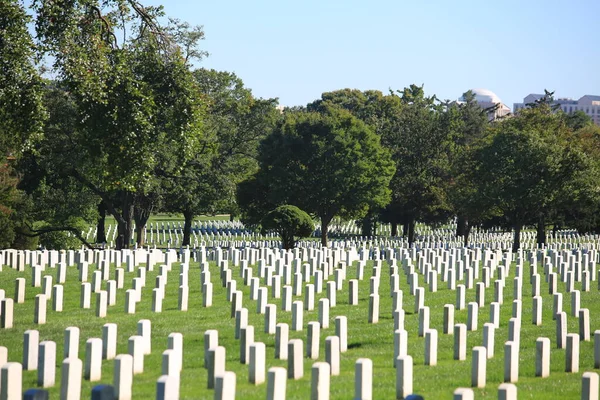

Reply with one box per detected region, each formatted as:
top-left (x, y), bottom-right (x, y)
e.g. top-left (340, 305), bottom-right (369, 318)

top-left (261, 205), bottom-right (314, 250)
top-left (238, 104), bottom-right (395, 246)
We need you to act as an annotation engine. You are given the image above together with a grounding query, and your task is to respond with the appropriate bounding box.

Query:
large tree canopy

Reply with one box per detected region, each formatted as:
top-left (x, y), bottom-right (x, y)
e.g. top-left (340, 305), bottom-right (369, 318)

top-left (162, 68), bottom-right (280, 246)
top-left (471, 103), bottom-right (592, 251)
top-left (0, 0), bottom-right (45, 248)
top-left (381, 85), bottom-right (452, 243)
top-left (1, 0), bottom-right (44, 154)
top-left (238, 103), bottom-right (395, 246)
top-left (32, 0), bottom-right (205, 248)
top-left (308, 89), bottom-right (402, 236)
top-left (443, 90), bottom-right (491, 245)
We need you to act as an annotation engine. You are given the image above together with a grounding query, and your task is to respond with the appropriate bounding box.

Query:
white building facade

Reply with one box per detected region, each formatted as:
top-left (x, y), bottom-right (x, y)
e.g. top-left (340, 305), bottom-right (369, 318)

top-left (457, 88), bottom-right (511, 121)
top-left (514, 94), bottom-right (600, 125)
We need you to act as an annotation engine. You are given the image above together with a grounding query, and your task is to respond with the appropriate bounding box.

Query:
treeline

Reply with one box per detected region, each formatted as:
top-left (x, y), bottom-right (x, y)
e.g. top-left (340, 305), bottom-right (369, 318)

top-left (238, 88), bottom-right (600, 252)
top-left (2, 0), bottom-right (600, 251)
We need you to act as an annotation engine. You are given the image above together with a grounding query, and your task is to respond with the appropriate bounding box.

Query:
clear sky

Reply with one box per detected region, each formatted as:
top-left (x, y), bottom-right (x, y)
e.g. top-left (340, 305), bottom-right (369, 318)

top-left (145, 0), bottom-right (598, 109)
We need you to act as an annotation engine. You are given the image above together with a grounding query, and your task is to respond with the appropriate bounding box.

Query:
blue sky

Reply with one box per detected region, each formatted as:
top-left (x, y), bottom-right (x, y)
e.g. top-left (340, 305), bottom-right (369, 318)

top-left (133, 0), bottom-right (598, 108)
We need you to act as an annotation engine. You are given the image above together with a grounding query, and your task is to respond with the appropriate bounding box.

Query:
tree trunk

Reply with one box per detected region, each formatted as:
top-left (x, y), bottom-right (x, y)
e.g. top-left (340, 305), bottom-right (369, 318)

top-left (133, 194), bottom-right (155, 247)
top-left (552, 223), bottom-right (560, 238)
top-left (135, 224), bottom-right (145, 247)
top-left (537, 214), bottom-right (546, 248)
top-left (70, 169), bottom-right (132, 249)
top-left (512, 224), bottom-right (522, 253)
top-left (281, 229), bottom-right (294, 250)
top-left (391, 222), bottom-right (398, 237)
top-left (402, 220), bottom-right (409, 239)
top-left (456, 215), bottom-right (467, 238)
top-left (320, 215), bottom-right (332, 247)
top-left (116, 192), bottom-right (134, 250)
top-left (361, 217), bottom-right (373, 237)
top-left (182, 210), bottom-right (194, 247)
top-left (463, 223), bottom-right (472, 247)
top-left (133, 206), bottom-right (152, 248)
top-left (407, 218), bottom-right (416, 246)
top-left (96, 201), bottom-right (107, 244)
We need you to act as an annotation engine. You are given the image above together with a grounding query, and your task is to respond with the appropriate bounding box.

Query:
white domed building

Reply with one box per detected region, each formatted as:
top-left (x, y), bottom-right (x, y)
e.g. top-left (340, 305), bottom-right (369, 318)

top-left (458, 88), bottom-right (511, 121)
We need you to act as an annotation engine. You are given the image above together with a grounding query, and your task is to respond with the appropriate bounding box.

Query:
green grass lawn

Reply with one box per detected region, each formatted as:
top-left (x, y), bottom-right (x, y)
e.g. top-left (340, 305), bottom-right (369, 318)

top-left (0, 250), bottom-right (598, 399)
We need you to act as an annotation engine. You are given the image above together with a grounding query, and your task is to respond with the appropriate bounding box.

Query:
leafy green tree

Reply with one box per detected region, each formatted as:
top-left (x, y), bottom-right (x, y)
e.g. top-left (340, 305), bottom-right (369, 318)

top-left (382, 85), bottom-right (452, 244)
top-left (193, 68), bottom-right (280, 205)
top-left (162, 68), bottom-right (279, 246)
top-left (238, 103), bottom-right (395, 246)
top-left (0, 0), bottom-right (45, 249)
top-left (16, 83), bottom-right (100, 249)
top-left (0, 165), bottom-right (22, 248)
top-left (556, 123), bottom-right (600, 234)
top-left (1, 0), bottom-right (44, 154)
top-left (33, 1), bottom-right (205, 249)
top-left (23, 177), bottom-right (98, 249)
top-left (443, 90), bottom-right (491, 245)
top-left (261, 205), bottom-right (313, 249)
top-left (472, 104), bottom-right (580, 251)
top-left (308, 89), bottom-right (393, 132)
top-left (308, 89), bottom-right (403, 236)
top-left (166, 18), bottom-right (209, 64)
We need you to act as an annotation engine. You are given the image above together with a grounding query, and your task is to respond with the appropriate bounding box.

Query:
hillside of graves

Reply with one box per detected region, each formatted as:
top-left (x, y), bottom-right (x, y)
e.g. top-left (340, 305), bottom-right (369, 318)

top-left (2, 226), bottom-right (600, 399)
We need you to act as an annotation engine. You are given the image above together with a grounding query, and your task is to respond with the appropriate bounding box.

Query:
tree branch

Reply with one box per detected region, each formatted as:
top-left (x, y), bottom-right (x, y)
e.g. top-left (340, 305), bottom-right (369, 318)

top-left (89, 6), bottom-right (119, 49)
top-left (70, 169), bottom-right (126, 225)
top-left (21, 224), bottom-right (98, 250)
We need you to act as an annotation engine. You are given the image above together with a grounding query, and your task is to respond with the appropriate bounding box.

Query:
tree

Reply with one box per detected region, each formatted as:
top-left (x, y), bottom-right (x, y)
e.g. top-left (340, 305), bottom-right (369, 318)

top-left (1, 0), bottom-right (44, 154)
top-left (556, 123), bottom-right (600, 234)
top-left (166, 18), bottom-right (208, 64)
top-left (472, 104), bottom-right (579, 251)
top-left (0, 0), bottom-right (45, 249)
top-left (193, 68), bottom-right (280, 204)
top-left (17, 83), bottom-right (101, 249)
top-left (163, 68), bottom-right (280, 246)
top-left (238, 103), bottom-right (395, 246)
top-left (33, 0), bottom-right (205, 249)
top-left (443, 90), bottom-right (491, 245)
top-left (0, 164), bottom-right (22, 248)
top-left (308, 89), bottom-right (402, 236)
top-left (261, 205), bottom-right (313, 249)
top-left (382, 85), bottom-right (452, 244)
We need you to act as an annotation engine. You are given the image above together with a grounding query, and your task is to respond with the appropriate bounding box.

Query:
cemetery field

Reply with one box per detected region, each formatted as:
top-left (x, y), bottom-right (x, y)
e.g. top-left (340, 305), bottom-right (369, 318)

top-left (0, 247), bottom-right (599, 399)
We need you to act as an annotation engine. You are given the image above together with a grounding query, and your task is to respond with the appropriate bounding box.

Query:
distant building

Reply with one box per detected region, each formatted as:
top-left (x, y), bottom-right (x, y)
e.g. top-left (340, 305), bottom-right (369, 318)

top-left (457, 88), bottom-right (511, 121)
top-left (513, 94), bottom-right (600, 125)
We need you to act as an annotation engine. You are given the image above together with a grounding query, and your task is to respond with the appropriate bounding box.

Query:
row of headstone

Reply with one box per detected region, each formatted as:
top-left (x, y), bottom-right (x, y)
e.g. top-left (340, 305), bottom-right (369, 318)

top-left (0, 316), bottom-right (184, 400)
top-left (3, 237), bottom-right (600, 399)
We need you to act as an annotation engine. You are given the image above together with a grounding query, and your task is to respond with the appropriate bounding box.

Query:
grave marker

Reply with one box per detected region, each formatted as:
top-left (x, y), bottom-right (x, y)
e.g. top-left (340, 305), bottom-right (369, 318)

top-left (60, 358), bottom-right (82, 400)
top-left (267, 367), bottom-right (286, 400)
top-left (214, 372), bottom-right (235, 400)
top-left (288, 339), bottom-right (303, 380)
top-left (37, 341), bottom-right (56, 388)
top-left (113, 355), bottom-right (133, 400)
top-left (311, 362), bottom-right (330, 400)
top-left (84, 338), bottom-right (102, 382)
